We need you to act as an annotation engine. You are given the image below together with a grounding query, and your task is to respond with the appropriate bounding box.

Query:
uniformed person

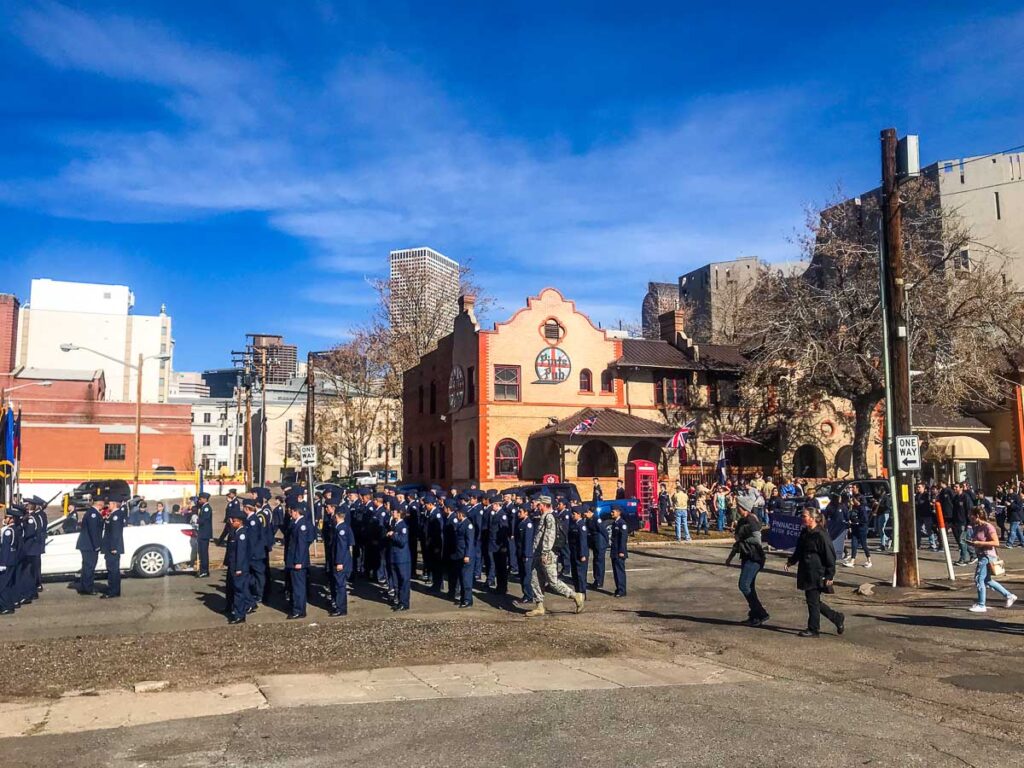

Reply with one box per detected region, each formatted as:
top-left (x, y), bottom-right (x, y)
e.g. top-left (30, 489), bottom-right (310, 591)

top-left (610, 506), bottom-right (629, 597)
top-left (442, 498), bottom-right (460, 601)
top-left (554, 497), bottom-right (572, 577)
top-left (0, 506), bottom-right (21, 614)
top-left (454, 504), bottom-right (474, 608)
top-left (216, 488), bottom-right (240, 546)
top-left (224, 507), bottom-right (250, 624)
top-left (386, 505), bottom-right (412, 611)
top-left (486, 494), bottom-right (510, 595)
top-left (525, 495), bottom-right (586, 617)
top-left (329, 504), bottom-right (352, 617)
top-left (195, 491), bottom-right (213, 577)
top-left (285, 505), bottom-right (313, 619)
top-left (25, 496), bottom-right (49, 595)
top-left (242, 498), bottom-right (265, 613)
top-left (16, 499), bottom-right (39, 605)
top-left (423, 495), bottom-right (445, 593)
top-left (76, 496), bottom-right (104, 595)
top-left (514, 505), bottom-right (536, 605)
top-left (100, 492), bottom-right (125, 598)
top-left (584, 506), bottom-right (610, 590)
top-left (569, 506), bottom-right (589, 598)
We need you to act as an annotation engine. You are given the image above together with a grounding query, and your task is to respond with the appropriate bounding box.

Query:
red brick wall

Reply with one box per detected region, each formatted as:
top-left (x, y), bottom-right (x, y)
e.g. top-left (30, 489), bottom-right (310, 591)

top-left (0, 295), bottom-right (19, 373)
top-left (20, 426), bottom-right (194, 473)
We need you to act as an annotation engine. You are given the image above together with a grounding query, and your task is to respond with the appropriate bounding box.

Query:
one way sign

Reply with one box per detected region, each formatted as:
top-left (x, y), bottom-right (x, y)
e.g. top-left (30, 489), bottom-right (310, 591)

top-left (895, 435), bottom-right (921, 471)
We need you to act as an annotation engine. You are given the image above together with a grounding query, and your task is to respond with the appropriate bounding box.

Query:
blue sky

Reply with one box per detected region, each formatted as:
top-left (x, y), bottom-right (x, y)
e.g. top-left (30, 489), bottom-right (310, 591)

top-left (1, 1), bottom-right (1022, 370)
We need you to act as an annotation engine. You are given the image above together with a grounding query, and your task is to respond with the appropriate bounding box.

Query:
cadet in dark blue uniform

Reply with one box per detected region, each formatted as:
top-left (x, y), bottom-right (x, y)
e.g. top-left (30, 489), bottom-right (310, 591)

top-left (286, 506), bottom-right (313, 619)
top-left (514, 505), bottom-right (536, 605)
top-left (15, 500), bottom-right (38, 605)
top-left (100, 493), bottom-right (126, 598)
top-left (423, 495), bottom-right (445, 592)
top-left (322, 500), bottom-right (337, 604)
top-left (610, 507), bottom-right (629, 597)
top-left (217, 488), bottom-right (240, 546)
top-left (1, 506), bottom-right (21, 614)
top-left (386, 506), bottom-right (412, 611)
top-left (466, 491), bottom-right (485, 583)
top-left (224, 508), bottom-right (250, 624)
top-left (454, 506), bottom-right (474, 607)
top-left (443, 499), bottom-right (460, 600)
top-left (329, 505), bottom-right (352, 617)
top-left (76, 497), bottom-right (104, 595)
top-left (569, 506), bottom-right (589, 598)
top-left (242, 499), bottom-right (265, 613)
top-left (25, 496), bottom-right (48, 596)
top-left (195, 492), bottom-right (213, 577)
top-left (584, 506), bottom-right (609, 589)
top-left (555, 498), bottom-right (572, 577)
top-left (486, 495), bottom-right (510, 595)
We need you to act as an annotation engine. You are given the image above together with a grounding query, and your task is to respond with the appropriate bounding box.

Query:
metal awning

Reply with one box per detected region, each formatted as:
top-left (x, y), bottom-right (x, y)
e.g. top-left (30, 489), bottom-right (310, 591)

top-left (924, 435), bottom-right (990, 461)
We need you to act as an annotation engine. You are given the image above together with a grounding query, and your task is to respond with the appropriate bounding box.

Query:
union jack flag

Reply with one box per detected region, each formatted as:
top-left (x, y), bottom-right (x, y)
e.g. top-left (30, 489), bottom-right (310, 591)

top-left (665, 419), bottom-right (696, 449)
top-left (570, 416), bottom-right (597, 436)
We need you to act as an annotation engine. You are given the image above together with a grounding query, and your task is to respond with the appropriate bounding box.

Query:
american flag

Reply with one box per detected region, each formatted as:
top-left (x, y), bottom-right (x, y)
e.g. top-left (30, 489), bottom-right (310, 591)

top-left (570, 416), bottom-right (597, 436)
top-left (665, 419), bottom-right (696, 449)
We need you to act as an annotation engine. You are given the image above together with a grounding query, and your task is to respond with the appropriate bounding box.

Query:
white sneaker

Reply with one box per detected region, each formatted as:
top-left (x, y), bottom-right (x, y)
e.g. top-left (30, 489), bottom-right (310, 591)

top-left (841, 559), bottom-right (853, 568)
top-left (863, 561), bottom-right (873, 569)
top-left (1007, 594), bottom-right (1018, 609)
top-left (968, 604), bottom-right (988, 613)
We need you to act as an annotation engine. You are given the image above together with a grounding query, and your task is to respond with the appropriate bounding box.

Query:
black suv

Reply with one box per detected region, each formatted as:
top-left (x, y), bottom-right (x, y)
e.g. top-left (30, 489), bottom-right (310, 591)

top-left (70, 479), bottom-right (132, 503)
top-left (502, 482), bottom-right (582, 504)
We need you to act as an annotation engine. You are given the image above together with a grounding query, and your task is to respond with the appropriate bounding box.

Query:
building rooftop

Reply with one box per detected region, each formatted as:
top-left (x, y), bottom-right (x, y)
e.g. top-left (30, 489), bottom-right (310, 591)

top-left (615, 339), bottom-right (746, 372)
top-left (532, 407), bottom-right (676, 439)
top-left (11, 366), bottom-right (104, 382)
top-left (911, 404), bottom-right (990, 433)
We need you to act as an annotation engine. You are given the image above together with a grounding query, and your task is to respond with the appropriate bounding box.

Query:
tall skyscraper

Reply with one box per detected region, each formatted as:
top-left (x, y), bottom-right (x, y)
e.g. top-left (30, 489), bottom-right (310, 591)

top-left (389, 247), bottom-right (461, 351)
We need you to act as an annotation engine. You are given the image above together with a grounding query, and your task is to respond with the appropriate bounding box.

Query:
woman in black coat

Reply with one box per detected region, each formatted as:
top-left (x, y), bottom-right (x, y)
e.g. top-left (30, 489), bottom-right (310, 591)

top-left (786, 507), bottom-right (845, 637)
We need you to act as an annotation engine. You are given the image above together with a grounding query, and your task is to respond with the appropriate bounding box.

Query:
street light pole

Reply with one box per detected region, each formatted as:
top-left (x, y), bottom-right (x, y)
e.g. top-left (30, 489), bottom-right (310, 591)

top-left (133, 352), bottom-right (144, 496)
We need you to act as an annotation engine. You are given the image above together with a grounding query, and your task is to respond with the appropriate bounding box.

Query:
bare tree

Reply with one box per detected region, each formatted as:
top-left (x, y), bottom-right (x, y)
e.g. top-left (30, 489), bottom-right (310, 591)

top-left (739, 178), bottom-right (1019, 477)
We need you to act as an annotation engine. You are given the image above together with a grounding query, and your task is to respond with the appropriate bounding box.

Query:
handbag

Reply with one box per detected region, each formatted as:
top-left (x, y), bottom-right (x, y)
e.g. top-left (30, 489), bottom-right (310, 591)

top-left (989, 558), bottom-right (1006, 578)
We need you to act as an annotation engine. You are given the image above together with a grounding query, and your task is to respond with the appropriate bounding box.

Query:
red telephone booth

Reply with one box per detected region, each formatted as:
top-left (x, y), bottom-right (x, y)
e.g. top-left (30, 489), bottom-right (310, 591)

top-left (625, 459), bottom-right (658, 531)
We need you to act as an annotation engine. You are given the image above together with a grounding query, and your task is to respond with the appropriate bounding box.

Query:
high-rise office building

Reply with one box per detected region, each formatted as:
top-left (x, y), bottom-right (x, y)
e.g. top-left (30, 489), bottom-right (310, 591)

top-left (389, 247), bottom-right (460, 350)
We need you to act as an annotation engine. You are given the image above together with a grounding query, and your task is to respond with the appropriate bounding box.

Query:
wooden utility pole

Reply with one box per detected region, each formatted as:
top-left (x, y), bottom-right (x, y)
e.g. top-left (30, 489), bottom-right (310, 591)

top-left (259, 348), bottom-right (268, 487)
top-left (880, 127), bottom-right (919, 588)
top-left (304, 351), bottom-right (315, 446)
top-left (243, 369), bottom-right (253, 490)
top-left (132, 352), bottom-right (143, 496)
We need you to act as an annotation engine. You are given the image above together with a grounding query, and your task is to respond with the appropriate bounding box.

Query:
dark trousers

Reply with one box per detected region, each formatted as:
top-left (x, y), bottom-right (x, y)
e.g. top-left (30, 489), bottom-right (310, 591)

top-left (290, 567), bottom-right (307, 615)
top-left (570, 557), bottom-right (588, 596)
top-left (33, 555), bottom-right (42, 590)
top-left (197, 538), bottom-right (210, 574)
top-left (392, 559), bottom-right (411, 608)
top-left (557, 545), bottom-right (571, 575)
top-left (80, 550), bottom-right (98, 593)
top-left (804, 587), bottom-right (842, 633)
top-left (509, 537), bottom-right (518, 575)
top-left (229, 572), bottom-right (250, 619)
top-left (446, 559), bottom-right (459, 600)
top-left (409, 538), bottom-right (419, 577)
top-left (332, 568), bottom-right (348, 614)
top-left (459, 560), bottom-right (474, 605)
top-left (490, 550), bottom-right (508, 594)
top-left (474, 542), bottom-right (483, 580)
top-left (326, 554), bottom-right (337, 602)
top-left (428, 550), bottom-right (445, 591)
top-left (17, 558), bottom-right (33, 602)
top-left (216, 522), bottom-right (232, 545)
top-left (520, 556), bottom-right (535, 601)
top-left (104, 553), bottom-right (122, 596)
top-left (738, 560), bottom-right (767, 620)
top-left (590, 545), bottom-right (607, 587)
top-left (485, 549), bottom-right (497, 586)
top-left (262, 555), bottom-right (272, 601)
top-left (0, 566), bottom-right (16, 610)
top-left (249, 560), bottom-right (266, 608)
top-left (612, 555), bottom-right (627, 595)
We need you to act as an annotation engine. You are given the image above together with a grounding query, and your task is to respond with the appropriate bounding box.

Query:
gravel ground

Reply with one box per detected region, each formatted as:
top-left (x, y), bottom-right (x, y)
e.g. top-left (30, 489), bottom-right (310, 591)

top-left (1, 616), bottom-right (638, 700)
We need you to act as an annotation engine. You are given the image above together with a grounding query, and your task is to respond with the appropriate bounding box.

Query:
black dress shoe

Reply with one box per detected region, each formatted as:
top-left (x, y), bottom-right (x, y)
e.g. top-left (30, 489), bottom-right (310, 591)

top-left (798, 630), bottom-right (820, 638)
top-left (78, 590), bottom-right (96, 596)
top-left (247, 605), bottom-right (258, 614)
top-left (0, 608), bottom-right (14, 615)
top-left (458, 602), bottom-right (472, 609)
top-left (197, 572), bottom-right (210, 578)
top-left (100, 593), bottom-right (118, 599)
top-left (287, 613), bottom-right (306, 620)
top-left (228, 615), bottom-right (246, 625)
top-left (835, 614), bottom-right (846, 635)
top-left (328, 610), bottom-right (346, 617)
top-left (395, 605), bottom-right (409, 612)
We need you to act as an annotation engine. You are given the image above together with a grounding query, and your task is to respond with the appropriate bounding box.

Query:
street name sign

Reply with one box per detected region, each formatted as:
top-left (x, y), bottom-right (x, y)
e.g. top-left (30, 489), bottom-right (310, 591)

top-left (895, 435), bottom-right (920, 471)
top-left (299, 444), bottom-right (318, 468)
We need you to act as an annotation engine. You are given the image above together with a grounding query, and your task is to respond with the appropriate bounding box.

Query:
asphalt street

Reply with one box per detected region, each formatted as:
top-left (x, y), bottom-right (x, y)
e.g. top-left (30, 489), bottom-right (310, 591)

top-left (3, 541), bottom-right (1024, 766)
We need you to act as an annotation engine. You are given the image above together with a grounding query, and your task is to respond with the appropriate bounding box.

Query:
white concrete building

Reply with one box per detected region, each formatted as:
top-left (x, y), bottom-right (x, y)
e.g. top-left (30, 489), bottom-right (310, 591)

top-left (389, 247), bottom-right (460, 348)
top-left (189, 398), bottom-right (245, 476)
top-left (16, 278), bottom-right (173, 403)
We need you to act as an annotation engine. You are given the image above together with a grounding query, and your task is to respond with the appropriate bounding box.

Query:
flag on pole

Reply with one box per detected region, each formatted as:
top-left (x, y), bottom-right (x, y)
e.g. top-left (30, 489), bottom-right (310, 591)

top-left (716, 445), bottom-right (727, 485)
top-left (570, 415), bottom-right (597, 436)
top-left (666, 419), bottom-right (696, 464)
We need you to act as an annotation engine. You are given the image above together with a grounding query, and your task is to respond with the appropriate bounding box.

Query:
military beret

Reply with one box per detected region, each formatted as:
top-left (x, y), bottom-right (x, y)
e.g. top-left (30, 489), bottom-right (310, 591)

top-left (384, 485), bottom-right (395, 493)
top-left (227, 508), bottom-right (246, 521)
top-left (6, 504), bottom-right (26, 517)
top-left (227, 489), bottom-right (237, 496)
top-left (253, 488), bottom-right (271, 502)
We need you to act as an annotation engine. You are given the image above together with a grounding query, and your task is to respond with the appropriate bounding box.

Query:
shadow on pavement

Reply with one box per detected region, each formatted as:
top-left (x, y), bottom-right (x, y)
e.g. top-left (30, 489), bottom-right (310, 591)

top-left (629, 609), bottom-right (804, 635)
top-left (864, 613), bottom-right (1024, 635)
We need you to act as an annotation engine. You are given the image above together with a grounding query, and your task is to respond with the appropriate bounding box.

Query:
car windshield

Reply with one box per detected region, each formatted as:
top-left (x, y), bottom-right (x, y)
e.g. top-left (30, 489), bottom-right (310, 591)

top-left (814, 482), bottom-right (846, 498)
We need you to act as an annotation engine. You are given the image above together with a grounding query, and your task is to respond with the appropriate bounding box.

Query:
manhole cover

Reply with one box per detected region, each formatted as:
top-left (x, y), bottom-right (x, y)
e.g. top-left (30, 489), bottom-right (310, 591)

top-left (944, 673), bottom-right (1024, 693)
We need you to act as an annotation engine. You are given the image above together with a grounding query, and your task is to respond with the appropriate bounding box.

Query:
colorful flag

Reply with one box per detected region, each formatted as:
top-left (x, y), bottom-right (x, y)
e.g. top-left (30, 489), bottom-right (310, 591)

top-left (665, 419), bottom-right (696, 449)
top-left (570, 416), bottom-right (597, 436)
top-left (716, 446), bottom-right (727, 485)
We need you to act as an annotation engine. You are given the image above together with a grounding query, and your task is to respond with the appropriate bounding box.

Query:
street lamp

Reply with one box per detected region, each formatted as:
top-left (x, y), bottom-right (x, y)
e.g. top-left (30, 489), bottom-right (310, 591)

top-left (61, 343), bottom-right (172, 495)
top-left (3, 380), bottom-right (53, 399)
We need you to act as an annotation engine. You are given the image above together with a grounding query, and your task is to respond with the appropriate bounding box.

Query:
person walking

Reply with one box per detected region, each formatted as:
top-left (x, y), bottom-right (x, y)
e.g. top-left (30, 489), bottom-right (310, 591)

top-left (786, 507), bottom-right (845, 638)
top-left (672, 483), bottom-right (691, 542)
top-left (328, 505), bottom-right (352, 617)
top-left (966, 506), bottom-right (1017, 613)
top-left (694, 491), bottom-right (710, 536)
top-left (524, 495), bottom-right (586, 617)
top-left (726, 503), bottom-right (768, 626)
top-left (1005, 493), bottom-right (1024, 548)
top-left (714, 486), bottom-right (728, 532)
top-left (610, 507), bottom-right (628, 597)
top-left (846, 493), bottom-right (873, 568)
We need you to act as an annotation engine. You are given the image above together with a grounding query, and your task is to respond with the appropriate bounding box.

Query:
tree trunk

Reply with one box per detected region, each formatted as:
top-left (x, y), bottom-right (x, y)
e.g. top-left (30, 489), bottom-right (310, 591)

top-left (851, 395), bottom-right (880, 478)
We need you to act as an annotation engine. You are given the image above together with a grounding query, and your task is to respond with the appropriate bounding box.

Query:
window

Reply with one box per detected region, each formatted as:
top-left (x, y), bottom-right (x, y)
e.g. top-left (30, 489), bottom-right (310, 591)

top-left (466, 366), bottom-right (476, 404)
top-left (418, 385), bottom-right (424, 414)
top-left (543, 319), bottom-right (565, 341)
top-left (429, 443), bottom-right (437, 478)
top-left (468, 439), bottom-right (476, 479)
top-left (237, 435), bottom-right (243, 446)
top-left (406, 447), bottom-right (413, 474)
top-left (219, 434), bottom-right (228, 446)
top-left (943, 162), bottom-right (953, 174)
top-left (217, 461), bottom-right (227, 470)
top-left (104, 443), bottom-right (126, 461)
top-left (717, 379), bottom-right (741, 407)
top-left (190, 412), bottom-right (194, 424)
top-left (954, 249), bottom-right (972, 272)
top-left (418, 445), bottom-right (424, 474)
top-left (392, 443), bottom-right (398, 458)
top-left (439, 443), bottom-right (446, 479)
top-left (495, 439), bottom-right (521, 478)
top-left (377, 444), bottom-right (384, 459)
top-left (655, 376), bottom-right (689, 406)
top-left (601, 370), bottom-right (614, 393)
top-left (202, 434), bottom-right (211, 447)
top-left (429, 381), bottom-right (436, 414)
top-left (203, 412), bottom-right (211, 424)
top-left (494, 365), bottom-right (521, 401)
top-left (995, 191), bottom-right (1002, 220)
top-left (579, 369), bottom-right (593, 392)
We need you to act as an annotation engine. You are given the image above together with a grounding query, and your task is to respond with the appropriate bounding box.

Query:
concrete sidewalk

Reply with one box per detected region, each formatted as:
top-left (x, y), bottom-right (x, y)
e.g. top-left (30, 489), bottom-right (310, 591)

top-left (0, 655), bottom-right (759, 740)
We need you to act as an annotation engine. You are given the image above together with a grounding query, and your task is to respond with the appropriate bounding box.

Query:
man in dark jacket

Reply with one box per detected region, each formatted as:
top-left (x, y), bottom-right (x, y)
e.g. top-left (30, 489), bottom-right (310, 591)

top-left (726, 504), bottom-right (768, 626)
top-left (786, 507), bottom-right (844, 638)
top-left (951, 484), bottom-right (974, 566)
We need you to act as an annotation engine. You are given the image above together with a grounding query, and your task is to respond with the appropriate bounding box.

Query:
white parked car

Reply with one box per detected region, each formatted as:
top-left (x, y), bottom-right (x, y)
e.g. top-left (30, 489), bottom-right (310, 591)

top-left (352, 470), bottom-right (376, 488)
top-left (42, 516), bottom-right (195, 578)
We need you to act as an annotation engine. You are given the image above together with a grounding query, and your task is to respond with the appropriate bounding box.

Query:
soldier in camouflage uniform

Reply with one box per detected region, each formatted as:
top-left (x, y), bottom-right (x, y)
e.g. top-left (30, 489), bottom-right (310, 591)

top-left (525, 495), bottom-right (585, 617)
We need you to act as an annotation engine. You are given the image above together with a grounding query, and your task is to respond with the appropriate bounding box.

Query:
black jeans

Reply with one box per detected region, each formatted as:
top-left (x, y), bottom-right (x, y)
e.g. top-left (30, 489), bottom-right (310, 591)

top-left (804, 587), bottom-right (842, 633)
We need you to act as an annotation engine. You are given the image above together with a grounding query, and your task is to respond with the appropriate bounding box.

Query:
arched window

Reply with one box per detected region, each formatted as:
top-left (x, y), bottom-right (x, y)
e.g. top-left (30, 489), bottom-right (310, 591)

top-left (468, 439), bottom-right (476, 479)
top-left (429, 381), bottom-right (437, 414)
top-left (439, 442), bottom-right (446, 479)
top-left (494, 439), bottom-right (522, 478)
top-left (406, 447), bottom-right (413, 474)
top-left (418, 445), bottom-right (424, 473)
top-left (418, 385), bottom-right (424, 414)
top-left (429, 443), bottom-right (437, 478)
top-left (600, 370), bottom-right (614, 393)
top-left (579, 369), bottom-right (593, 392)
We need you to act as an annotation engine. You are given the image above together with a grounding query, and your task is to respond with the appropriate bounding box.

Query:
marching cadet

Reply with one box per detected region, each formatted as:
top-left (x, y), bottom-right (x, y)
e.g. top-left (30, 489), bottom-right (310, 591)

top-left (61, 504), bottom-right (80, 534)
top-left (369, 493), bottom-right (389, 584)
top-left (76, 495), bottom-right (104, 595)
top-left (486, 493), bottom-right (510, 595)
top-left (584, 505), bottom-right (610, 590)
top-left (224, 507), bottom-right (250, 624)
top-left (216, 488), bottom-right (241, 546)
top-left (569, 506), bottom-right (589, 598)
top-left (610, 506), bottom-right (629, 597)
top-left (468, 490), bottom-right (486, 583)
top-left (243, 498), bottom-right (265, 613)
top-left (1, 505), bottom-right (21, 614)
top-left (503, 491), bottom-right (519, 577)
top-left (422, 494), bottom-right (445, 592)
top-left (16, 499), bottom-right (38, 605)
top-left (454, 504), bottom-right (474, 608)
top-left (443, 498), bottom-right (460, 602)
top-left (322, 498), bottom-right (336, 602)
top-left (195, 492), bottom-right (213, 578)
top-left (25, 496), bottom-right (48, 595)
top-left (329, 504), bottom-right (352, 617)
top-left (514, 505), bottom-right (536, 606)
top-left (554, 497), bottom-right (573, 577)
top-left (100, 492), bottom-right (125, 598)
top-left (285, 505), bottom-right (314, 619)
top-left (386, 504), bottom-right (412, 611)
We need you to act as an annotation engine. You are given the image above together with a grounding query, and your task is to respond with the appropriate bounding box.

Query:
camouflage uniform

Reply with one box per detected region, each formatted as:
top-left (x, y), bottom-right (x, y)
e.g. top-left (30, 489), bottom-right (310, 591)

top-left (528, 510), bottom-right (583, 615)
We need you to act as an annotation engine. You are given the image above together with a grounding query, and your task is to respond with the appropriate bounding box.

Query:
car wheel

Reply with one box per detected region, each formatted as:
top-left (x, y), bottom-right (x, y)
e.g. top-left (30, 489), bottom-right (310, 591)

top-left (133, 545), bottom-right (169, 578)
